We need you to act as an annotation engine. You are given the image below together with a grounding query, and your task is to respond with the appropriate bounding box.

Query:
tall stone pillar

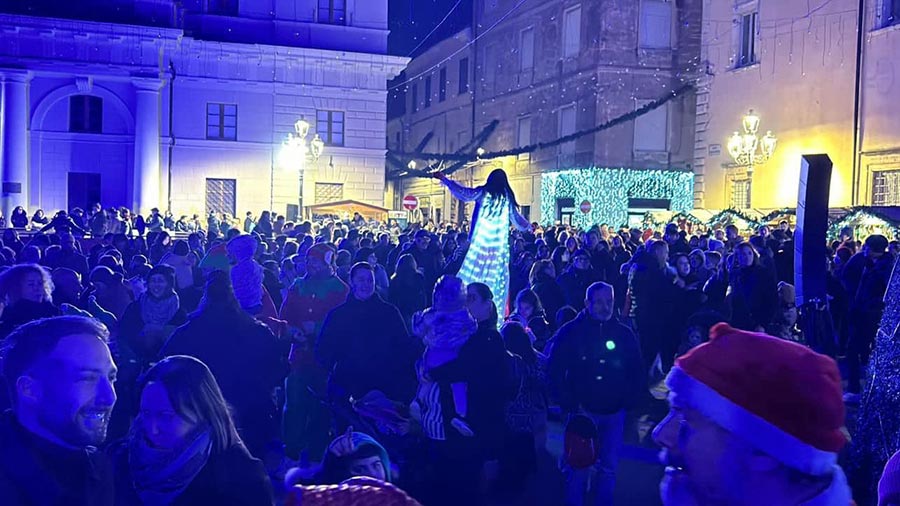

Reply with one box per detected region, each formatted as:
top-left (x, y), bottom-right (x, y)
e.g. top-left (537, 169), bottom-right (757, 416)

top-left (132, 78), bottom-right (163, 216)
top-left (0, 70), bottom-right (32, 220)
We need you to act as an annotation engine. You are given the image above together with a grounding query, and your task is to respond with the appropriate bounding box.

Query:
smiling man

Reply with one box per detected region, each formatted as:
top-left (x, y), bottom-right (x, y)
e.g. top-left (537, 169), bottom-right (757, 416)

top-left (653, 323), bottom-right (851, 506)
top-left (0, 316), bottom-right (117, 505)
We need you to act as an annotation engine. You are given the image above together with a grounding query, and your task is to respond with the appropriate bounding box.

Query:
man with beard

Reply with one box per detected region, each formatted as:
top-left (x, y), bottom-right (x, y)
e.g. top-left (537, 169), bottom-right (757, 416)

top-left (0, 316), bottom-right (117, 505)
top-left (653, 323), bottom-right (851, 506)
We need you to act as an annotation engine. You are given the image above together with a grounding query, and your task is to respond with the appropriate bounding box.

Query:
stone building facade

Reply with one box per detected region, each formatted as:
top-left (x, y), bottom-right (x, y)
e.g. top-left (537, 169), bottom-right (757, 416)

top-left (389, 0), bottom-right (703, 225)
top-left (0, 0), bottom-right (407, 221)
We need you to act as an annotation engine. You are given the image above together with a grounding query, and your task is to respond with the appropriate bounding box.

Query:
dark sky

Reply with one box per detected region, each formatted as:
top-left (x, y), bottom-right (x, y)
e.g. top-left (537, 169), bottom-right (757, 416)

top-left (388, 0), bottom-right (472, 57)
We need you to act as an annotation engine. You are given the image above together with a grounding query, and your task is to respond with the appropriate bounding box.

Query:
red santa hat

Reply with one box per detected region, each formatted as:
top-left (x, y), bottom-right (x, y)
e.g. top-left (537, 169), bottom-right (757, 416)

top-left (665, 323), bottom-right (847, 477)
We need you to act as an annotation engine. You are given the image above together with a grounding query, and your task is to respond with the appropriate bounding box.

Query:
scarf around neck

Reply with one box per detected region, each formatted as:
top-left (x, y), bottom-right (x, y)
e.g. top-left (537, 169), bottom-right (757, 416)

top-left (129, 429), bottom-right (212, 506)
top-left (140, 291), bottom-right (180, 327)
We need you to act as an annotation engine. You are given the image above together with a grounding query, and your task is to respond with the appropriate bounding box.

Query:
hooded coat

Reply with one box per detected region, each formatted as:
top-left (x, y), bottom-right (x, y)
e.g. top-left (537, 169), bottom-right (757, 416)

top-left (227, 235), bottom-right (264, 312)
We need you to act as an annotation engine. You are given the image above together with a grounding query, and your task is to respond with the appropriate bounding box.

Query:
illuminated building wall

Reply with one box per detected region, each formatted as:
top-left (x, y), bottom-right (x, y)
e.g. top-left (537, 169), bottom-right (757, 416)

top-left (0, 1), bottom-right (407, 220)
top-left (387, 0), bottom-right (703, 225)
top-left (695, 0), bottom-right (900, 210)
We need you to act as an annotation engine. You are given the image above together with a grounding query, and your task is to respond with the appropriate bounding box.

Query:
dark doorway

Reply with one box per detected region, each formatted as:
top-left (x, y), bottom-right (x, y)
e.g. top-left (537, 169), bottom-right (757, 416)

top-left (68, 172), bottom-right (101, 212)
top-left (556, 197), bottom-right (575, 225)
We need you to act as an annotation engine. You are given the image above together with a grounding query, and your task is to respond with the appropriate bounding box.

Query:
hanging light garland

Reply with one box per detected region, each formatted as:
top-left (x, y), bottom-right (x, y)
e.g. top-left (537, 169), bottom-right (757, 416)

top-left (540, 167), bottom-right (695, 228)
top-left (389, 84), bottom-right (695, 179)
top-left (827, 207), bottom-right (900, 242)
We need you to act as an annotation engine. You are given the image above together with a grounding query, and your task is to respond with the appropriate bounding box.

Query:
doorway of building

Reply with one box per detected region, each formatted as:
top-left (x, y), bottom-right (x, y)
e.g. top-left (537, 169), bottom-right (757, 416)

top-left (68, 172), bottom-right (101, 212)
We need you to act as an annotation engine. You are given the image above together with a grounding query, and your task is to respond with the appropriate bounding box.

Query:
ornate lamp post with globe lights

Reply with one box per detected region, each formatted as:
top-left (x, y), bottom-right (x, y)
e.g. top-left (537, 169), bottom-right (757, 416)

top-left (727, 109), bottom-right (777, 174)
top-left (279, 118), bottom-right (325, 218)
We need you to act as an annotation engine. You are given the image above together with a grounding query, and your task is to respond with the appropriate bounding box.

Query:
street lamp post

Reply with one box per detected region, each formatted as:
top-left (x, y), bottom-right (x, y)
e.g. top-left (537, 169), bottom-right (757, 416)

top-left (279, 119), bottom-right (324, 219)
top-left (727, 109), bottom-right (777, 174)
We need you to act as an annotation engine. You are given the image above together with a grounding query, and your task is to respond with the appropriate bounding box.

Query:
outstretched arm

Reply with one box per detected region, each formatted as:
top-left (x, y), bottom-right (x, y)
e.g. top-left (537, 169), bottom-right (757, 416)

top-left (510, 204), bottom-right (531, 231)
top-left (433, 172), bottom-right (483, 202)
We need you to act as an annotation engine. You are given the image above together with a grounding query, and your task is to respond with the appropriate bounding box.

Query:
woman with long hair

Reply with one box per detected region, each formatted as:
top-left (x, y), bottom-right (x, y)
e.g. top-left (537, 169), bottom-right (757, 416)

top-left (433, 169), bottom-right (530, 314)
top-left (109, 355), bottom-right (274, 505)
top-left (728, 242), bottom-right (778, 332)
top-left (0, 263), bottom-right (59, 338)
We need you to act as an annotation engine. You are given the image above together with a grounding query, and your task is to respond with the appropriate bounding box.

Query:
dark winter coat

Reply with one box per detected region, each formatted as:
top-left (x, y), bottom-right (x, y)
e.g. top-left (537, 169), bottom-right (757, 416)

top-left (547, 312), bottom-right (645, 415)
top-left (119, 299), bottom-right (188, 363)
top-left (850, 254), bottom-right (895, 322)
top-left (430, 319), bottom-right (515, 458)
top-left (0, 299), bottom-right (59, 339)
top-left (388, 272), bottom-right (428, 324)
top-left (160, 307), bottom-right (288, 446)
top-left (0, 410), bottom-right (114, 506)
top-left (316, 294), bottom-right (420, 403)
top-left (557, 266), bottom-right (601, 311)
top-left (728, 264), bottom-right (778, 331)
top-left (409, 245), bottom-right (443, 292)
top-left (107, 440), bottom-right (273, 506)
top-left (532, 277), bottom-right (567, 328)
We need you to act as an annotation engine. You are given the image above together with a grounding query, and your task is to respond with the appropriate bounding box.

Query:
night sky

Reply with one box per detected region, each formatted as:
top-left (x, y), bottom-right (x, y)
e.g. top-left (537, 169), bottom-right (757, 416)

top-left (388, 0), bottom-right (472, 57)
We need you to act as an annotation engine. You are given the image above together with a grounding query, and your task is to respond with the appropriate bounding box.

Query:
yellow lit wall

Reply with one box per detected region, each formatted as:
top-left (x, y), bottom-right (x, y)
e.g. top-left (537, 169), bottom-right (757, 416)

top-left (697, 0), bottom-right (858, 209)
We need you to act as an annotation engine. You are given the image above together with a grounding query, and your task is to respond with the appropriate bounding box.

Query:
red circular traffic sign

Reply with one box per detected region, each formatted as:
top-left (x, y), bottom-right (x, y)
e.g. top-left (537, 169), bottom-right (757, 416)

top-left (580, 200), bottom-right (592, 214)
top-left (403, 195), bottom-right (419, 211)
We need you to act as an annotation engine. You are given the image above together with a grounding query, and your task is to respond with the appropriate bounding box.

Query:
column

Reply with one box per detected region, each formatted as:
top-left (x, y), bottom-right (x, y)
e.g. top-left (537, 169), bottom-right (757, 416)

top-left (132, 77), bottom-right (163, 216)
top-left (0, 70), bottom-right (32, 221)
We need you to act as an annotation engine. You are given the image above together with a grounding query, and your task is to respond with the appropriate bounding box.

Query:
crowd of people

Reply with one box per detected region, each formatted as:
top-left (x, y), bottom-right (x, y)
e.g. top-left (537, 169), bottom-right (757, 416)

top-left (0, 200), bottom-right (898, 505)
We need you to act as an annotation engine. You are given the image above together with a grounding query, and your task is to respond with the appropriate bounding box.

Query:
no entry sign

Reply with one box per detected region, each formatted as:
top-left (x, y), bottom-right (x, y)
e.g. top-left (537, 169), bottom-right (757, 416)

top-left (580, 200), bottom-right (592, 214)
top-left (403, 195), bottom-right (419, 211)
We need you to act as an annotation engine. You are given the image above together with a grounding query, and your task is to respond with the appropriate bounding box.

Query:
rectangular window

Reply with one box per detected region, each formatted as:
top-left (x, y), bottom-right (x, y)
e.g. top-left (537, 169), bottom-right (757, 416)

top-left (640, 0), bottom-right (672, 48)
top-left (424, 77), bottom-right (432, 108)
top-left (873, 170), bottom-right (900, 205)
top-left (731, 179), bottom-right (752, 209)
top-left (207, 0), bottom-right (238, 15)
top-left (316, 110), bottom-right (345, 146)
top-left (206, 103), bottom-right (237, 140)
top-left (738, 12), bottom-right (758, 68)
top-left (317, 0), bottom-right (346, 25)
top-left (69, 95), bottom-right (103, 133)
top-left (517, 116), bottom-right (532, 147)
top-left (439, 67), bottom-right (447, 102)
top-left (411, 84), bottom-right (419, 113)
top-left (458, 58), bottom-right (470, 94)
top-left (563, 5), bottom-right (582, 58)
top-left (633, 100), bottom-right (668, 152)
top-left (315, 182), bottom-right (344, 204)
top-left (881, 0), bottom-right (900, 27)
top-left (520, 27), bottom-right (535, 70)
top-left (559, 104), bottom-right (576, 155)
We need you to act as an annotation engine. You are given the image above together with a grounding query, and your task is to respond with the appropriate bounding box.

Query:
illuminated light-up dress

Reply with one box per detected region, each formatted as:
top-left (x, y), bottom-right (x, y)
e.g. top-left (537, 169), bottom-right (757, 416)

top-left (439, 171), bottom-right (531, 314)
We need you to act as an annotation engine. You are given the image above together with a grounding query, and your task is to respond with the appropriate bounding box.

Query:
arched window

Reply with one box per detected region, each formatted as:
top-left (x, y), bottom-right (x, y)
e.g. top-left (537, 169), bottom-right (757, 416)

top-left (69, 95), bottom-right (102, 133)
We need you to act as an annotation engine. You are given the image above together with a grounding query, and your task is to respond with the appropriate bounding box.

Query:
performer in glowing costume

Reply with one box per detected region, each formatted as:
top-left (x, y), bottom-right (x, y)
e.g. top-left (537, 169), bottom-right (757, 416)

top-left (433, 169), bottom-right (531, 314)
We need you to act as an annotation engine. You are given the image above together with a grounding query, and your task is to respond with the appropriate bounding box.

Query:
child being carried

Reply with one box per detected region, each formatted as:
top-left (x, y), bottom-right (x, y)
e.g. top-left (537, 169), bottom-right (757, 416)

top-left (412, 275), bottom-right (478, 437)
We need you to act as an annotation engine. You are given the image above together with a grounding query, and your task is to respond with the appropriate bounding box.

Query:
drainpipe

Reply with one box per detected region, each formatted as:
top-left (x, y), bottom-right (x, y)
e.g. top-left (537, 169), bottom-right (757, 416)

top-left (851, 0), bottom-right (866, 206)
top-left (167, 60), bottom-right (176, 213)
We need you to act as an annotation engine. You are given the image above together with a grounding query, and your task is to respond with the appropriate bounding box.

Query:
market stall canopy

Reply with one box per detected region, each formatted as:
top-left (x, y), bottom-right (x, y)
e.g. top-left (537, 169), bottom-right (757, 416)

top-left (306, 200), bottom-right (389, 221)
